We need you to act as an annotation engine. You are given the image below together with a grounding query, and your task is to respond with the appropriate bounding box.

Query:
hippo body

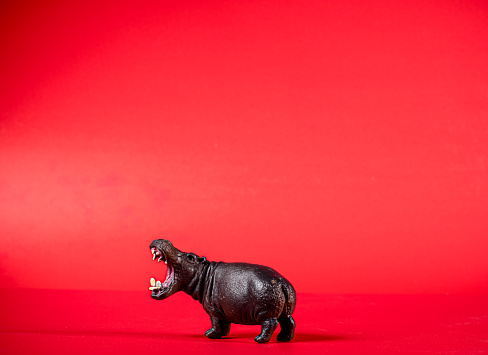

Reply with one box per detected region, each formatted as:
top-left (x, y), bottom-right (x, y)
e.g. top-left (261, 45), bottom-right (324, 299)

top-left (149, 239), bottom-right (296, 343)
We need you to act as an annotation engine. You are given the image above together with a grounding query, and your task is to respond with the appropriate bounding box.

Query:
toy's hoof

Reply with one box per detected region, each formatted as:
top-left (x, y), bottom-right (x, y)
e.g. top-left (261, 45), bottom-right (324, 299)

top-left (205, 329), bottom-right (223, 339)
top-left (254, 334), bottom-right (271, 343)
top-left (277, 333), bottom-right (293, 342)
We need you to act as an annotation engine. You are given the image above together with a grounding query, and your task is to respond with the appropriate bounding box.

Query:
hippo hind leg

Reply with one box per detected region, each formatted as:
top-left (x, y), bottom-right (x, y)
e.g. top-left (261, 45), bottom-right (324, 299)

top-left (205, 315), bottom-right (231, 339)
top-left (277, 314), bottom-right (295, 342)
top-left (255, 318), bottom-right (278, 343)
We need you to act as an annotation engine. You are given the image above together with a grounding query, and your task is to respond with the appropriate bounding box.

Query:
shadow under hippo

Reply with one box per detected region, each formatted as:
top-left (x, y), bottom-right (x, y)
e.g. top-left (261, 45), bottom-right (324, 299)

top-left (149, 239), bottom-right (296, 343)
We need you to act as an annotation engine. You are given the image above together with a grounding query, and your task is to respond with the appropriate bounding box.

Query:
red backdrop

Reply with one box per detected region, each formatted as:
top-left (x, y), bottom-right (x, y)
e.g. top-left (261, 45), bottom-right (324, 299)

top-left (1, 0), bottom-right (487, 294)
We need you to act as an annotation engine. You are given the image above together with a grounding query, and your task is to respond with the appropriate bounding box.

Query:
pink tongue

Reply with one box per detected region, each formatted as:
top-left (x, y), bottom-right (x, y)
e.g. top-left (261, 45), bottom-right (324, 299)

top-left (162, 264), bottom-right (174, 287)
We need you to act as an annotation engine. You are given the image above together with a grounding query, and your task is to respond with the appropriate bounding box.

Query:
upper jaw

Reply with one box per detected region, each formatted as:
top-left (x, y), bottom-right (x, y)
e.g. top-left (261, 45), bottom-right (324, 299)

top-left (150, 247), bottom-right (167, 264)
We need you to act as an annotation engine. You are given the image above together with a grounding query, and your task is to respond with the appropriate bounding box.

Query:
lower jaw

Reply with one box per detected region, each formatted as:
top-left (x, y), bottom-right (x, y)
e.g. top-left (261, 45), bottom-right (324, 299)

top-left (151, 286), bottom-right (173, 299)
top-left (151, 289), bottom-right (166, 299)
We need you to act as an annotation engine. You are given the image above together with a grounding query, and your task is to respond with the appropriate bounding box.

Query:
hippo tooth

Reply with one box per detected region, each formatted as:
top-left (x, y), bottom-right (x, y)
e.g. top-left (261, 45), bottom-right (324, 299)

top-left (153, 254), bottom-right (156, 261)
top-left (156, 280), bottom-right (162, 288)
top-left (149, 286), bottom-right (158, 290)
top-left (158, 256), bottom-right (163, 262)
top-left (150, 278), bottom-right (156, 287)
top-left (165, 260), bottom-right (167, 265)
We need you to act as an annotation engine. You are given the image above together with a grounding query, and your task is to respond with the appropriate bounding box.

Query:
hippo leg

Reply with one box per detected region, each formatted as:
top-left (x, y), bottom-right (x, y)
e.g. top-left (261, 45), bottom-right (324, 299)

top-left (277, 315), bottom-right (295, 342)
top-left (205, 315), bottom-right (231, 339)
top-left (255, 318), bottom-right (278, 343)
top-left (222, 322), bottom-right (231, 336)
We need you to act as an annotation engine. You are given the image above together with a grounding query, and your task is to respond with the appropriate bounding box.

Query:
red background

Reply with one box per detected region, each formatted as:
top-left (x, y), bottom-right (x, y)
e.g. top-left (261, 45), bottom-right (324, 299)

top-left (1, 0), bottom-right (488, 295)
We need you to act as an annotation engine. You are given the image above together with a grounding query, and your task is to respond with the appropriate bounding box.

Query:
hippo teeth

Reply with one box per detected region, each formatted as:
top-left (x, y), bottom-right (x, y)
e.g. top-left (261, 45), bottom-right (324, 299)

top-left (149, 279), bottom-right (162, 290)
top-left (151, 247), bottom-right (166, 263)
top-left (147, 279), bottom-right (165, 290)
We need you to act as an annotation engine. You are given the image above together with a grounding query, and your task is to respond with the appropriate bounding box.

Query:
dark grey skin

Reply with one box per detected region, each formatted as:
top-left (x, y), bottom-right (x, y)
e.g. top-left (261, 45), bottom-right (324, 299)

top-left (149, 239), bottom-right (296, 343)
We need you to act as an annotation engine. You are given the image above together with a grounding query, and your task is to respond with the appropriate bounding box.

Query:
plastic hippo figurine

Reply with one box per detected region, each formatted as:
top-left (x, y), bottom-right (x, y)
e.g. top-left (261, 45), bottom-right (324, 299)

top-left (149, 239), bottom-right (296, 343)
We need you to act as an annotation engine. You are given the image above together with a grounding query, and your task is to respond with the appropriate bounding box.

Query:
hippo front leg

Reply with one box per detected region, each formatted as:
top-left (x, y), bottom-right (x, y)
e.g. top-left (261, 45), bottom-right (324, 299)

top-left (205, 314), bottom-right (231, 339)
top-left (255, 318), bottom-right (278, 343)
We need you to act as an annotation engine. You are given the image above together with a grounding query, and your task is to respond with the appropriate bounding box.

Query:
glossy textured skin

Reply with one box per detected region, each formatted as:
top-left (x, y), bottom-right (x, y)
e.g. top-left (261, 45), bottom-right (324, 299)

top-left (149, 239), bottom-right (296, 343)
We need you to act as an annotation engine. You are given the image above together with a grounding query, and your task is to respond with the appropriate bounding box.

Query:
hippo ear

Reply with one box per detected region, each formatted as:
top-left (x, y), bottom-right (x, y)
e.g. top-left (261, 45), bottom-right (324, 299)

top-left (186, 253), bottom-right (206, 263)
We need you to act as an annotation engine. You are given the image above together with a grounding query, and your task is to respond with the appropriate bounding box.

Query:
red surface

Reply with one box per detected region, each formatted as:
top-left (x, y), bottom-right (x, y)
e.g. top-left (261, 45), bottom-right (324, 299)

top-left (1, 0), bottom-right (488, 295)
top-left (1, 289), bottom-right (487, 354)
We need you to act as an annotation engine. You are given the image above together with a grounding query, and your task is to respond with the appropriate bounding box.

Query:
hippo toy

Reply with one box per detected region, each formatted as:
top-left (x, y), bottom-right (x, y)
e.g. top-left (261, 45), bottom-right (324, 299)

top-left (149, 239), bottom-right (296, 343)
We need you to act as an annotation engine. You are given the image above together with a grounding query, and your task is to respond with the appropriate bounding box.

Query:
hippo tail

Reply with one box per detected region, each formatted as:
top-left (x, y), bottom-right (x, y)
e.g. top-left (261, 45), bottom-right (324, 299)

top-left (280, 281), bottom-right (296, 316)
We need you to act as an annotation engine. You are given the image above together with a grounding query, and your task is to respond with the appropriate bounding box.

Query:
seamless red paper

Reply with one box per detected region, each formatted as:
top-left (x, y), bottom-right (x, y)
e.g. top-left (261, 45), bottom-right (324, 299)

top-left (1, 1), bottom-right (488, 352)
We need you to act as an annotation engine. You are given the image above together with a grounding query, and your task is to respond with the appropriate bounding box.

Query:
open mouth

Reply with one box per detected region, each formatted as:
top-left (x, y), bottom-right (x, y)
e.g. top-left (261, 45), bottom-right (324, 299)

top-left (149, 247), bottom-right (174, 297)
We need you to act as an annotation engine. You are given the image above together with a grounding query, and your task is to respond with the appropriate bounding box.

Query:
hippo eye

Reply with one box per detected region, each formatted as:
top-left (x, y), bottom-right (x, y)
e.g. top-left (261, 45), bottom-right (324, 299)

top-left (186, 253), bottom-right (195, 261)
